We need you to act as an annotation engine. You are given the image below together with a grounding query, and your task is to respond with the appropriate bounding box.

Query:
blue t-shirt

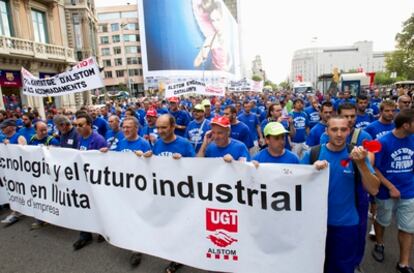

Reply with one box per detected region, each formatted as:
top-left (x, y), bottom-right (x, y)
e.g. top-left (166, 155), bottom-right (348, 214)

top-left (205, 139), bottom-right (250, 161)
top-left (238, 112), bottom-right (260, 141)
top-left (304, 106), bottom-right (320, 129)
top-left (302, 145), bottom-right (362, 226)
top-left (170, 110), bottom-right (190, 137)
top-left (141, 124), bottom-right (158, 146)
top-left (306, 122), bottom-right (327, 147)
top-left (253, 149), bottom-right (299, 164)
top-left (375, 132), bottom-right (414, 199)
top-left (320, 128), bottom-right (372, 146)
top-left (78, 131), bottom-right (107, 151)
top-left (231, 122), bottom-right (253, 149)
top-left (364, 120), bottom-right (395, 140)
top-left (115, 137), bottom-right (151, 153)
top-left (290, 111), bottom-right (309, 143)
top-left (185, 119), bottom-right (211, 153)
top-left (153, 136), bottom-right (195, 157)
top-left (105, 129), bottom-right (124, 151)
top-left (6, 132), bottom-right (21, 144)
top-left (355, 113), bottom-right (374, 129)
top-left (93, 117), bottom-right (109, 137)
top-left (47, 119), bottom-right (57, 135)
top-left (17, 126), bottom-right (35, 142)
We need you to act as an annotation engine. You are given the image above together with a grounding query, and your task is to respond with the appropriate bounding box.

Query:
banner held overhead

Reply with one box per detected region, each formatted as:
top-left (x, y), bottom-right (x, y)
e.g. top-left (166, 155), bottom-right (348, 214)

top-left (21, 57), bottom-right (104, 97)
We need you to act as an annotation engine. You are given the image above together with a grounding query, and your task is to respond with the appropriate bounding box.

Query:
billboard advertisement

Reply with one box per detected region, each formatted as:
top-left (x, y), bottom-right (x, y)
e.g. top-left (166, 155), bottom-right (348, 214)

top-left (138, 0), bottom-right (240, 86)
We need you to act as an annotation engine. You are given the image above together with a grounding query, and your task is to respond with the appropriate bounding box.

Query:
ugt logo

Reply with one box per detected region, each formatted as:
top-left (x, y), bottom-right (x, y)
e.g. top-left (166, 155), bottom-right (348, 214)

top-left (206, 208), bottom-right (238, 248)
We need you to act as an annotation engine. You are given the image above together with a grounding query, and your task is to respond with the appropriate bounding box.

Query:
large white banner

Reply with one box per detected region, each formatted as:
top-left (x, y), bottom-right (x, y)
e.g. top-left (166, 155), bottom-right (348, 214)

top-left (21, 57), bottom-right (104, 97)
top-left (0, 145), bottom-right (328, 273)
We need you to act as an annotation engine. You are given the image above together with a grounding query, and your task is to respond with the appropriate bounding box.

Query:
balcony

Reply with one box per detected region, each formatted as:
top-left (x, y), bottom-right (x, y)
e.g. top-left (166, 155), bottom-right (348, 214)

top-left (0, 36), bottom-right (76, 64)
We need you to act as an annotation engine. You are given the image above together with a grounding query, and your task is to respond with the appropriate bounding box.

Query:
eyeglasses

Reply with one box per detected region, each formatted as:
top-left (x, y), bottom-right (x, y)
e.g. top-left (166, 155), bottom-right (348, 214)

top-left (75, 123), bottom-right (86, 128)
top-left (401, 101), bottom-right (411, 104)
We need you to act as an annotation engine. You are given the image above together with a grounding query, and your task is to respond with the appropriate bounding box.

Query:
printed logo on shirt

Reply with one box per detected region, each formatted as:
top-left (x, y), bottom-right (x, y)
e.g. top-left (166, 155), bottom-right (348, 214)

top-left (389, 148), bottom-right (414, 172)
top-left (79, 146), bottom-right (87, 151)
top-left (293, 117), bottom-right (306, 129)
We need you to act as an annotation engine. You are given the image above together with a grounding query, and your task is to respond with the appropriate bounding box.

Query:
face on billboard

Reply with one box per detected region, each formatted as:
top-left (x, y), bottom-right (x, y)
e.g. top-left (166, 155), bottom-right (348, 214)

top-left (138, 0), bottom-right (240, 80)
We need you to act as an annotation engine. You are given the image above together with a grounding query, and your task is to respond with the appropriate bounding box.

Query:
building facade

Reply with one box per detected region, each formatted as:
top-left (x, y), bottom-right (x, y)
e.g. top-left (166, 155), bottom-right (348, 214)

top-left (64, 0), bottom-right (99, 106)
top-left (222, 0), bottom-right (238, 22)
top-left (290, 41), bottom-right (388, 86)
top-left (97, 4), bottom-right (144, 97)
top-left (251, 55), bottom-right (266, 81)
top-left (0, 0), bottom-right (76, 116)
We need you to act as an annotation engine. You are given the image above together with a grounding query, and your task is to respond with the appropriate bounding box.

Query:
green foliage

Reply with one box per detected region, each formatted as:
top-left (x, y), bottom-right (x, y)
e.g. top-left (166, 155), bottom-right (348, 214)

top-left (385, 13), bottom-right (414, 80)
top-left (279, 81), bottom-right (290, 89)
top-left (252, 75), bottom-right (263, 81)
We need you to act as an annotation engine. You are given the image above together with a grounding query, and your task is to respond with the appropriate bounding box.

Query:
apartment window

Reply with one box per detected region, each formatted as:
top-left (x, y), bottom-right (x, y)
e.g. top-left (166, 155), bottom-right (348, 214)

top-left (104, 71), bottom-right (112, 78)
top-left (125, 46), bottom-right (139, 54)
top-left (98, 12), bottom-right (120, 21)
top-left (100, 36), bottom-right (109, 44)
top-left (123, 34), bottom-right (139, 42)
top-left (31, 9), bottom-right (48, 43)
top-left (114, 58), bottom-right (122, 66)
top-left (98, 24), bottom-right (108, 33)
top-left (121, 11), bottom-right (138, 18)
top-left (103, 59), bottom-right (111, 67)
top-left (125, 23), bottom-right (138, 30)
top-left (72, 13), bottom-right (83, 49)
top-left (128, 69), bottom-right (139, 76)
top-left (111, 23), bottom-right (119, 32)
top-left (126, 57), bottom-right (138, 65)
top-left (101, 48), bottom-right (110, 56)
top-left (0, 0), bottom-right (11, 36)
top-left (112, 35), bottom-right (120, 43)
top-left (113, 46), bottom-right (121, 55)
top-left (115, 70), bottom-right (124, 77)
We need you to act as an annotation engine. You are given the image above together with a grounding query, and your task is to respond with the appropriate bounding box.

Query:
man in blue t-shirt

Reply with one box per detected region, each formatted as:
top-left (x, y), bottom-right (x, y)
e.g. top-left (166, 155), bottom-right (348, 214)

top-left (365, 100), bottom-right (396, 140)
top-left (0, 119), bottom-right (26, 226)
top-left (72, 113), bottom-right (107, 251)
top-left (105, 115), bottom-right (124, 151)
top-left (223, 105), bottom-right (254, 150)
top-left (198, 116), bottom-right (250, 162)
top-left (185, 104), bottom-right (211, 153)
top-left (355, 94), bottom-right (374, 129)
top-left (142, 108), bottom-right (159, 147)
top-left (253, 122), bottom-right (299, 164)
top-left (168, 97), bottom-right (190, 137)
top-left (238, 101), bottom-right (264, 149)
top-left (304, 96), bottom-right (321, 129)
top-left (100, 116), bottom-right (150, 268)
top-left (153, 114), bottom-right (195, 158)
top-left (289, 98), bottom-right (309, 159)
top-left (28, 121), bottom-right (59, 146)
top-left (17, 112), bottom-right (35, 142)
top-left (306, 101), bottom-right (333, 148)
top-left (301, 116), bottom-right (379, 273)
top-left (90, 108), bottom-right (109, 138)
top-left (372, 109), bottom-right (414, 273)
top-left (151, 113), bottom-right (195, 272)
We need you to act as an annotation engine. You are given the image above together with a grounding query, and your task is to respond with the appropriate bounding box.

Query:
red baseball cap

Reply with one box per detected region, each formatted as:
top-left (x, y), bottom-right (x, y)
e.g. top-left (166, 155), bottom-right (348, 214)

top-left (168, 97), bottom-right (179, 103)
top-left (146, 108), bottom-right (158, 117)
top-left (211, 116), bottom-right (230, 128)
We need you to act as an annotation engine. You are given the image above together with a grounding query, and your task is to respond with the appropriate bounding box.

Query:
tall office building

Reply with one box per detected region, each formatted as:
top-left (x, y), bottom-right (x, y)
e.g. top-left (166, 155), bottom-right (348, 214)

top-left (223, 0), bottom-right (238, 22)
top-left (97, 4), bottom-right (144, 97)
top-left (0, 0), bottom-right (76, 116)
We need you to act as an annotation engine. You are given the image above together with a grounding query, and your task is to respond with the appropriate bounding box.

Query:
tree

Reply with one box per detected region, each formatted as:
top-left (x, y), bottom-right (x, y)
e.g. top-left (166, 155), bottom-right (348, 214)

top-left (252, 75), bottom-right (263, 82)
top-left (279, 81), bottom-right (290, 90)
top-left (385, 13), bottom-right (414, 80)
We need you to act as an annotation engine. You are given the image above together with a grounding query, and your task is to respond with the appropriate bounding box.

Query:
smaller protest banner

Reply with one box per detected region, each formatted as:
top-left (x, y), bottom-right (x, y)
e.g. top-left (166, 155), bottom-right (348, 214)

top-left (165, 80), bottom-right (225, 97)
top-left (228, 79), bottom-right (263, 92)
top-left (22, 57), bottom-right (104, 97)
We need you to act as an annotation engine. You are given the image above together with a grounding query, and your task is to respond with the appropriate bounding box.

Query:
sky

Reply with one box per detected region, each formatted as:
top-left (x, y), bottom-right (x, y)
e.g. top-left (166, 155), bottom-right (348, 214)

top-left (96, 0), bottom-right (414, 83)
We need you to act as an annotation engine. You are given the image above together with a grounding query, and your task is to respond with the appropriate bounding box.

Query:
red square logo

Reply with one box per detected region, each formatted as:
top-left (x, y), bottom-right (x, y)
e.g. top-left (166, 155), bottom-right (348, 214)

top-left (206, 208), bottom-right (238, 233)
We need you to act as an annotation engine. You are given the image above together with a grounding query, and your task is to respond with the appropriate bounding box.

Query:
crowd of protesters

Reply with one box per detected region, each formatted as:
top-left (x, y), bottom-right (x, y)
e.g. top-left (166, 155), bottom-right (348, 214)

top-left (0, 86), bottom-right (413, 273)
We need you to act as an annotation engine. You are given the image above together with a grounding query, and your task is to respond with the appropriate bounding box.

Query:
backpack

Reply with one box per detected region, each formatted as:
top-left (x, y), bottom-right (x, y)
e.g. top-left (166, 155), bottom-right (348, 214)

top-left (29, 135), bottom-right (54, 146)
top-left (309, 128), bottom-right (362, 206)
